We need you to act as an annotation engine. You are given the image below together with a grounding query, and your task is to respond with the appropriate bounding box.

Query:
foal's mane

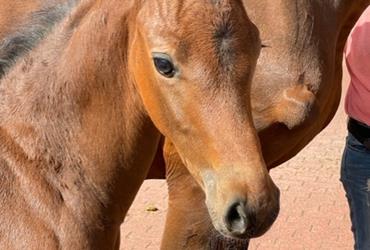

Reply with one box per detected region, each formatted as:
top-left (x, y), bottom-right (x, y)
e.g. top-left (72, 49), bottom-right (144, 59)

top-left (0, 0), bottom-right (79, 77)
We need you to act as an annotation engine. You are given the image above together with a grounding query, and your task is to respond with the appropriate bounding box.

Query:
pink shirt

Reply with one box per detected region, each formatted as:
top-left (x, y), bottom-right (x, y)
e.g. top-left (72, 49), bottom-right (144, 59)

top-left (345, 6), bottom-right (370, 126)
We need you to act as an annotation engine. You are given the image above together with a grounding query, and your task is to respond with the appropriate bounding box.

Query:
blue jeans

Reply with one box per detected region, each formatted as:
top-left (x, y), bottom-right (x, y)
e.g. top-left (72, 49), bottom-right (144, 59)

top-left (341, 133), bottom-right (370, 250)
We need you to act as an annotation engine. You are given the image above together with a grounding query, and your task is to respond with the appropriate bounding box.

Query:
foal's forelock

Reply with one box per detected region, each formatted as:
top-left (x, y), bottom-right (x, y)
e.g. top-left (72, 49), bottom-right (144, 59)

top-left (147, 0), bottom-right (252, 76)
top-left (0, 0), bottom-right (79, 78)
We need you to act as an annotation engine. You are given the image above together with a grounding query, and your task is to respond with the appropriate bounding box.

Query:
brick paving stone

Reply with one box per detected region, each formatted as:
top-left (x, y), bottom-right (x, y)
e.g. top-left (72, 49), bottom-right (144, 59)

top-left (120, 67), bottom-right (354, 249)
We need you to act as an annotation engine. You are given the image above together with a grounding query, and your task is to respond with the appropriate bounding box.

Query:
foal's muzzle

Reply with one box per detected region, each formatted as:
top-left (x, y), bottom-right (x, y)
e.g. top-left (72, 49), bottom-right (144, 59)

top-left (224, 200), bottom-right (252, 237)
top-left (222, 192), bottom-right (279, 239)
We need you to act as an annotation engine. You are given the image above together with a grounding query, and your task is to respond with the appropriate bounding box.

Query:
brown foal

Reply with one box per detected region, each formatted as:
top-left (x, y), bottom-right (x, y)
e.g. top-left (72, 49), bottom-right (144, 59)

top-left (0, 0), bottom-right (279, 248)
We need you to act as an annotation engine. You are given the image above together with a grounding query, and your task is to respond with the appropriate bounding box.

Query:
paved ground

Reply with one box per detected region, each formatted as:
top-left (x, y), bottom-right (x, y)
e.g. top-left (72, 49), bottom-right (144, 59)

top-left (120, 67), bottom-right (353, 250)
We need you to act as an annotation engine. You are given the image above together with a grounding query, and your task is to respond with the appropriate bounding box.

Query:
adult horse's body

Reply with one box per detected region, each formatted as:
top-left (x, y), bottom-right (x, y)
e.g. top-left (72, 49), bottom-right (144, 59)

top-left (0, 0), bottom-right (279, 248)
top-left (156, 1), bottom-right (370, 249)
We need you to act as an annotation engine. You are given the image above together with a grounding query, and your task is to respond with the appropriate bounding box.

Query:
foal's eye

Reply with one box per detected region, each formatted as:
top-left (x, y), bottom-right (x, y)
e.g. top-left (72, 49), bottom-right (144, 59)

top-left (152, 53), bottom-right (176, 78)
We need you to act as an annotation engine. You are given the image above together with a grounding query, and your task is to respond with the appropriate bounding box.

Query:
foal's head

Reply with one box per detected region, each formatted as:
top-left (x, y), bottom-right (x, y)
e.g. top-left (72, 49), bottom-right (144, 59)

top-left (128, 0), bottom-right (279, 238)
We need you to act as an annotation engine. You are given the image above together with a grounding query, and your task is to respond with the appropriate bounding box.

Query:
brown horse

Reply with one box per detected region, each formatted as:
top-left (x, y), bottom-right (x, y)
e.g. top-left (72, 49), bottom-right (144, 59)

top-left (0, 0), bottom-right (279, 248)
top-left (153, 0), bottom-right (370, 249)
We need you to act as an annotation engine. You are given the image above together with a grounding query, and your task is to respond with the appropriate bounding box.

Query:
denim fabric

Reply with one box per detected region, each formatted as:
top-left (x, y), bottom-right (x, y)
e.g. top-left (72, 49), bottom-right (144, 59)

top-left (341, 133), bottom-right (370, 250)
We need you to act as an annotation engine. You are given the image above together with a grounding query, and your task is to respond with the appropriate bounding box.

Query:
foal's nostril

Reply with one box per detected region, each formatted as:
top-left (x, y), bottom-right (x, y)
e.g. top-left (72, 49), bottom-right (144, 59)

top-left (225, 201), bottom-right (249, 235)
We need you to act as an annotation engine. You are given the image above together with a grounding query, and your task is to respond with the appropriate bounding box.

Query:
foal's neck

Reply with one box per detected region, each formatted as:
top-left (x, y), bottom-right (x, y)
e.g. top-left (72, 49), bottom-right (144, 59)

top-left (0, 0), bottom-right (159, 231)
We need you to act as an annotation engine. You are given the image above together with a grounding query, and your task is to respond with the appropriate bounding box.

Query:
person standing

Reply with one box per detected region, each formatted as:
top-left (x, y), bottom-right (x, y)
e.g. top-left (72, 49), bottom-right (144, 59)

top-left (341, 6), bottom-right (370, 250)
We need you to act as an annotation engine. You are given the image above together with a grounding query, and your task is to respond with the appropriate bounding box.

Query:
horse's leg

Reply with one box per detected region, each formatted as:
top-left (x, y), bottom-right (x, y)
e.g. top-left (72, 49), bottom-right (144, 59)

top-left (146, 137), bottom-right (166, 179)
top-left (161, 139), bottom-right (211, 249)
top-left (161, 139), bottom-right (250, 250)
top-left (114, 231), bottom-right (120, 250)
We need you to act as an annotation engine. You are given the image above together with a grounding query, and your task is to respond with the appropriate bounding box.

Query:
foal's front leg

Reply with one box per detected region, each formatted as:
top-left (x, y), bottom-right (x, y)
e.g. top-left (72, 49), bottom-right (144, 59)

top-left (161, 139), bottom-right (250, 250)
